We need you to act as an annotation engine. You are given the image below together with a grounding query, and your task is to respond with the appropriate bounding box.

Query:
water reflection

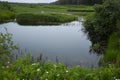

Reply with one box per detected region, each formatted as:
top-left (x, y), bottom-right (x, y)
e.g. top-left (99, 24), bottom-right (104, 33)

top-left (0, 21), bottom-right (100, 67)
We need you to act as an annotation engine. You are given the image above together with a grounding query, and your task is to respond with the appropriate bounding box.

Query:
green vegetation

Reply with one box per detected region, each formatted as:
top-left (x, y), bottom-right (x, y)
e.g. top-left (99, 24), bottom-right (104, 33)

top-left (0, 10), bottom-right (15, 23)
top-left (16, 13), bottom-right (78, 25)
top-left (103, 20), bottom-right (120, 66)
top-left (0, 29), bottom-right (18, 68)
top-left (12, 4), bottom-right (94, 16)
top-left (0, 1), bottom-right (15, 23)
top-left (84, 0), bottom-right (120, 54)
top-left (0, 1), bottom-right (14, 11)
top-left (84, 0), bottom-right (120, 68)
top-left (0, 2), bottom-right (94, 24)
top-left (1, 58), bottom-right (120, 80)
top-left (0, 0), bottom-right (120, 79)
top-left (54, 0), bottom-right (103, 5)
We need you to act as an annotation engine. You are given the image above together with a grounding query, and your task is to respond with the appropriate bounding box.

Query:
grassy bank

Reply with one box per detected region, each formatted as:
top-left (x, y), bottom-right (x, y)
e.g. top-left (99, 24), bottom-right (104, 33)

top-left (16, 13), bottom-right (78, 25)
top-left (1, 59), bottom-right (120, 80)
top-left (0, 10), bottom-right (15, 23)
top-left (0, 1), bottom-right (15, 23)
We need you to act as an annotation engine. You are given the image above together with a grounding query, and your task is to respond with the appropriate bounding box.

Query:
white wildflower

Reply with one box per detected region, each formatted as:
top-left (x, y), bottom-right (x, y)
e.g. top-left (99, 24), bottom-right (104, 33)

top-left (37, 68), bottom-right (40, 72)
top-left (46, 71), bottom-right (49, 74)
top-left (66, 70), bottom-right (68, 73)
top-left (45, 78), bottom-right (48, 80)
top-left (32, 63), bottom-right (36, 66)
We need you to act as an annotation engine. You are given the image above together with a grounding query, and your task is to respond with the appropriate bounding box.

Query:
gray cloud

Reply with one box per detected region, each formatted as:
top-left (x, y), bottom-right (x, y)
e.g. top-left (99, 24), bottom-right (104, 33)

top-left (0, 0), bottom-right (56, 3)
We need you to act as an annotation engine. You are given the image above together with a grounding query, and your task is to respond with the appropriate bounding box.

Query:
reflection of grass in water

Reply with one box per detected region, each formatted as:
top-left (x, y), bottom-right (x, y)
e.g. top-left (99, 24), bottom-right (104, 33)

top-left (16, 13), bottom-right (78, 25)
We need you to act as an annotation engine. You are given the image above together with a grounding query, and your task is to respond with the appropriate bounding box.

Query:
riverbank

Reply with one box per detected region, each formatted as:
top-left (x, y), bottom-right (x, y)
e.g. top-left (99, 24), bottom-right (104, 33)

top-left (1, 59), bottom-right (120, 80)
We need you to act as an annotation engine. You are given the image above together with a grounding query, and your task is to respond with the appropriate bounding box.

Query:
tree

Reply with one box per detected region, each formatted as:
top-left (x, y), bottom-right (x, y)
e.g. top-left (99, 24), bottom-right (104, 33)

top-left (84, 0), bottom-right (120, 54)
top-left (54, 0), bottom-right (103, 5)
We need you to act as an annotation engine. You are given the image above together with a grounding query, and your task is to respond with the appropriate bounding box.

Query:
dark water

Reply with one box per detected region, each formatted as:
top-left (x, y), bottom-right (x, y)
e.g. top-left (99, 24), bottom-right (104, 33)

top-left (0, 21), bottom-right (100, 67)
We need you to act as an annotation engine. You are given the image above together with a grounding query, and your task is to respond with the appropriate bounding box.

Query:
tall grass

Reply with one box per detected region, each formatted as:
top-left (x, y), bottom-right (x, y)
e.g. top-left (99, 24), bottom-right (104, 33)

top-left (0, 10), bottom-right (15, 23)
top-left (0, 1), bottom-right (15, 23)
top-left (16, 13), bottom-right (78, 25)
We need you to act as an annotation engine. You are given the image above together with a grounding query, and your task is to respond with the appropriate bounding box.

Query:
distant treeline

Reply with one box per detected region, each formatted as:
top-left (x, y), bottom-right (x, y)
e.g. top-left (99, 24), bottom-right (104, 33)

top-left (53, 0), bottom-right (103, 5)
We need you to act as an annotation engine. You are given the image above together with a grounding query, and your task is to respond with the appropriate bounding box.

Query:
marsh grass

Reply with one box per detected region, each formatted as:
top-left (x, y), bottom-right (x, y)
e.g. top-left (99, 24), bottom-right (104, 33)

top-left (12, 4), bottom-right (94, 16)
top-left (0, 10), bottom-right (15, 23)
top-left (16, 13), bottom-right (78, 25)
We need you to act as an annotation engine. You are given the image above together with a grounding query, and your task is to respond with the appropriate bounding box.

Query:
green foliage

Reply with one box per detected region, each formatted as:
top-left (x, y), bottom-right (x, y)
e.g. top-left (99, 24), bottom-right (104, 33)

top-left (0, 29), bottom-right (18, 67)
top-left (0, 56), bottom-right (120, 80)
top-left (0, 29), bottom-right (18, 55)
top-left (16, 13), bottom-right (78, 25)
top-left (84, 0), bottom-right (120, 54)
top-left (0, 10), bottom-right (15, 23)
top-left (0, 1), bottom-right (15, 23)
top-left (54, 0), bottom-right (103, 5)
top-left (0, 1), bottom-right (14, 11)
top-left (103, 19), bottom-right (120, 66)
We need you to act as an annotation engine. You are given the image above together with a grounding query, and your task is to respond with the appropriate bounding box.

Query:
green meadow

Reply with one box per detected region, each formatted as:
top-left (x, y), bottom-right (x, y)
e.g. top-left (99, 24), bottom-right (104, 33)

top-left (12, 4), bottom-right (94, 15)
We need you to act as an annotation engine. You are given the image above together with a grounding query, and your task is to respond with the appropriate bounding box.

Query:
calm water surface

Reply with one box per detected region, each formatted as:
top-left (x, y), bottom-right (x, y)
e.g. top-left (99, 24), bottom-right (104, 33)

top-left (0, 21), bottom-right (100, 67)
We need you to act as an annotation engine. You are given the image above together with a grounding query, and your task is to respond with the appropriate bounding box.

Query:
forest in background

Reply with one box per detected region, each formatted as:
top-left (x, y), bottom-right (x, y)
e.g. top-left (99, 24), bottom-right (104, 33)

top-left (53, 0), bottom-right (103, 5)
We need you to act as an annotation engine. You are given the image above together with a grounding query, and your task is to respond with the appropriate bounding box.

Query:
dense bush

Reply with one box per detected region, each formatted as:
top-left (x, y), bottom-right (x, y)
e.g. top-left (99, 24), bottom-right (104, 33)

top-left (84, 0), bottom-right (120, 54)
top-left (16, 13), bottom-right (78, 25)
top-left (103, 20), bottom-right (120, 66)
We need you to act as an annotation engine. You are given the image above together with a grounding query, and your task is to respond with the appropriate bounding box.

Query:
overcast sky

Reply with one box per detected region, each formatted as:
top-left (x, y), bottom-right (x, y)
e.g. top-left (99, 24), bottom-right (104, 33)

top-left (0, 0), bottom-right (57, 3)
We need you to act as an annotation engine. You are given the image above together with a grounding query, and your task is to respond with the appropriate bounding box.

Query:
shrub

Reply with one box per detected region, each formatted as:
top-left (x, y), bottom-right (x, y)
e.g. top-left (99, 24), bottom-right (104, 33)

top-left (84, 0), bottom-right (120, 54)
